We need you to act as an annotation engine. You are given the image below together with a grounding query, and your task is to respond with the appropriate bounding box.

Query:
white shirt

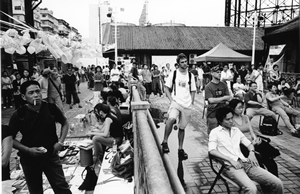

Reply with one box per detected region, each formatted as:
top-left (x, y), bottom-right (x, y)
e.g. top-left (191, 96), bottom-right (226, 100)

top-left (165, 69), bottom-right (196, 108)
top-left (221, 70), bottom-right (233, 89)
top-left (208, 125), bottom-right (251, 164)
top-left (253, 69), bottom-right (262, 83)
top-left (197, 67), bottom-right (204, 80)
top-left (110, 68), bottom-right (120, 82)
top-left (233, 82), bottom-right (246, 94)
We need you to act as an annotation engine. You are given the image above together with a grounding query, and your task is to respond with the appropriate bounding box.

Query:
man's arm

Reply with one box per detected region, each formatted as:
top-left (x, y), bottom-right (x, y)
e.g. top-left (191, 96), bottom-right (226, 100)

top-left (209, 149), bottom-right (242, 169)
top-left (2, 136), bottom-right (13, 167)
top-left (13, 139), bottom-right (45, 157)
top-left (207, 95), bottom-right (231, 104)
top-left (265, 93), bottom-right (284, 102)
top-left (191, 91), bottom-right (196, 105)
top-left (164, 86), bottom-right (173, 102)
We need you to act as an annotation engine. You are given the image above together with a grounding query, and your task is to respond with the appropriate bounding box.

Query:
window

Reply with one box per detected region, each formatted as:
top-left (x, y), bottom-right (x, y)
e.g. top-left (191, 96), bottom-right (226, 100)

top-left (42, 14), bottom-right (47, 17)
top-left (15, 6), bottom-right (21, 10)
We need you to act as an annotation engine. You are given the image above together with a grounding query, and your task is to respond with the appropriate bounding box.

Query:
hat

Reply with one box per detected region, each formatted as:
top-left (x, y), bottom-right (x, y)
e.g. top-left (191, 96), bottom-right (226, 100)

top-left (210, 65), bottom-right (223, 72)
top-left (42, 68), bottom-right (51, 75)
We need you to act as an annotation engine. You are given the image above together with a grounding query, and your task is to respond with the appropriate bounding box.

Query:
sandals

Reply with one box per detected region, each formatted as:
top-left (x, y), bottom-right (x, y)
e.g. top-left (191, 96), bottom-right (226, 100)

top-left (161, 142), bottom-right (170, 153)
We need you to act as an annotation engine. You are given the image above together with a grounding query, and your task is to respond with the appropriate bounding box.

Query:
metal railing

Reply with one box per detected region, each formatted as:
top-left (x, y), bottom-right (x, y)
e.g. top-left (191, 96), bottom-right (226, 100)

top-left (131, 84), bottom-right (185, 194)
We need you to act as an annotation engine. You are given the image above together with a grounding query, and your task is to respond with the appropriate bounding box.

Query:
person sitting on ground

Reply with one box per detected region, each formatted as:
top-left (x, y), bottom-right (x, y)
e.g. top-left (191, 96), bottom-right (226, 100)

top-left (208, 106), bottom-right (284, 194)
top-left (118, 82), bottom-right (129, 101)
top-left (110, 83), bottom-right (125, 103)
top-left (265, 83), bottom-right (300, 137)
top-left (233, 76), bottom-right (246, 100)
top-left (244, 81), bottom-right (277, 121)
top-left (87, 103), bottom-right (124, 164)
top-left (107, 96), bottom-right (122, 124)
top-left (277, 78), bottom-right (290, 93)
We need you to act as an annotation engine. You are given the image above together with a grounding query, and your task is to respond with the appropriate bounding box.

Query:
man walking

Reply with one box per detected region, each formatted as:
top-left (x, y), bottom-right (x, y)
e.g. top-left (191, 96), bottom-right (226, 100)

top-left (9, 80), bottom-right (71, 194)
top-left (205, 65), bottom-right (232, 134)
top-left (161, 53), bottom-right (196, 160)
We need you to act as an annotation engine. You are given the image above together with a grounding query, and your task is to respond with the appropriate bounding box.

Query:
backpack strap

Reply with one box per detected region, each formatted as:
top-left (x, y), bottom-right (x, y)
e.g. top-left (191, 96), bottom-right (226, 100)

top-left (188, 72), bottom-right (192, 92)
top-left (172, 70), bottom-right (177, 95)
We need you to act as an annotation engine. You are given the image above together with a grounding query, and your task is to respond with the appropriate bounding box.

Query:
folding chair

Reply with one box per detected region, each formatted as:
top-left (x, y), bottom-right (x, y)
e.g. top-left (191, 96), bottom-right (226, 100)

top-left (208, 153), bottom-right (260, 194)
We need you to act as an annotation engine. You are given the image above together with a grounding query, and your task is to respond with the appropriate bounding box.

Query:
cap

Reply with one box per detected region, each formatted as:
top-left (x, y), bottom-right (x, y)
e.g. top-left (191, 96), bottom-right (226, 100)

top-left (42, 68), bottom-right (52, 75)
top-left (210, 65), bottom-right (223, 72)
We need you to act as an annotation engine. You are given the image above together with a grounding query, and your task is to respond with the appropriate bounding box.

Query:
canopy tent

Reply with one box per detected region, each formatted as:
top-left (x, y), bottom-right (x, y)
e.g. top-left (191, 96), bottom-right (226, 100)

top-left (194, 43), bottom-right (252, 62)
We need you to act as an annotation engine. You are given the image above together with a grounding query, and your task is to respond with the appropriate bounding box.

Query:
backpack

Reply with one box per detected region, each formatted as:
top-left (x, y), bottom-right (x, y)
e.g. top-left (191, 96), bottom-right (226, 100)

top-left (78, 166), bottom-right (98, 191)
top-left (259, 116), bottom-right (283, 136)
top-left (170, 70), bottom-right (192, 95)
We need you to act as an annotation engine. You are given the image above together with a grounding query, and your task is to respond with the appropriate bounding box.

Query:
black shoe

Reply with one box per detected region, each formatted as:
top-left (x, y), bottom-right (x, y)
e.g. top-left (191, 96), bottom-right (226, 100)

top-left (291, 130), bottom-right (300, 138)
top-left (161, 142), bottom-right (170, 153)
top-left (178, 149), bottom-right (188, 160)
top-left (173, 125), bottom-right (178, 130)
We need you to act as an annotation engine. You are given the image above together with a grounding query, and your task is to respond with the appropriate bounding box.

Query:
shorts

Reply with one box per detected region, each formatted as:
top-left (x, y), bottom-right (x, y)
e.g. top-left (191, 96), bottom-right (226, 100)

top-left (168, 101), bottom-right (192, 129)
top-left (144, 82), bottom-right (152, 95)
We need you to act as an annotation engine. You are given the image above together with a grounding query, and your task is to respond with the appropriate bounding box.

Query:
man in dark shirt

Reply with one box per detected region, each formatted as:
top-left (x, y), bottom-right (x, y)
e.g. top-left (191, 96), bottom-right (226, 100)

top-left (205, 65), bottom-right (232, 134)
top-left (130, 62), bottom-right (139, 80)
top-left (62, 66), bottom-right (82, 109)
top-left (9, 80), bottom-right (71, 194)
top-left (244, 82), bottom-right (277, 121)
top-left (238, 64), bottom-right (248, 84)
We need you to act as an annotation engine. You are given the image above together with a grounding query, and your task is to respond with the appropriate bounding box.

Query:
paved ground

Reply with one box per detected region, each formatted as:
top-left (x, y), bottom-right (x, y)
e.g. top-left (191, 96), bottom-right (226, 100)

top-left (151, 93), bottom-right (300, 194)
top-left (2, 83), bottom-right (300, 193)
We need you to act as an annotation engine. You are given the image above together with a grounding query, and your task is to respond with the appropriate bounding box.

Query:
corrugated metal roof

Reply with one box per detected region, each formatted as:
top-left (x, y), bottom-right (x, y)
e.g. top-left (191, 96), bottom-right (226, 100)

top-left (104, 25), bottom-right (264, 51)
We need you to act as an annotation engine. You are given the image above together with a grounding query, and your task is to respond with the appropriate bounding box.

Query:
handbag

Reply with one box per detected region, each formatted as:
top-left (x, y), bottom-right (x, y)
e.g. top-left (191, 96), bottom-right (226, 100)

top-left (110, 150), bottom-right (134, 180)
top-left (78, 166), bottom-right (98, 191)
top-left (254, 135), bottom-right (280, 159)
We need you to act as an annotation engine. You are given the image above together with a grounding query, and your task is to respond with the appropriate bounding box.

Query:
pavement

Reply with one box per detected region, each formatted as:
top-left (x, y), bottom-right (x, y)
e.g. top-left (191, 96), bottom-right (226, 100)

top-left (2, 83), bottom-right (300, 194)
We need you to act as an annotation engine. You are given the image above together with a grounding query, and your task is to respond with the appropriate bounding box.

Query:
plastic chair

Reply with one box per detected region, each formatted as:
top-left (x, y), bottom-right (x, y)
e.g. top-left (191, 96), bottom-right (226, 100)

top-left (208, 153), bottom-right (261, 194)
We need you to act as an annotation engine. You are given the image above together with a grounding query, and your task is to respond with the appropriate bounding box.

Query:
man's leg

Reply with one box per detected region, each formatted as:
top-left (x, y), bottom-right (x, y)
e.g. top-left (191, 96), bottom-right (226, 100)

top-left (223, 162), bottom-right (258, 194)
top-left (21, 159), bottom-right (44, 194)
top-left (247, 164), bottom-right (283, 194)
top-left (177, 106), bottom-right (192, 160)
top-left (162, 102), bottom-right (179, 153)
top-left (272, 106), bottom-right (296, 131)
top-left (43, 155), bottom-right (72, 194)
top-left (257, 108), bottom-right (278, 121)
top-left (283, 106), bottom-right (300, 129)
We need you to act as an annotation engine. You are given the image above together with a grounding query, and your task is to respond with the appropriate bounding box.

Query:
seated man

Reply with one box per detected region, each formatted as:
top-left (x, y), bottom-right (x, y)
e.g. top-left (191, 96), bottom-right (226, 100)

top-left (209, 106), bottom-right (283, 194)
top-left (266, 83), bottom-right (300, 137)
top-left (233, 76), bottom-right (246, 100)
top-left (244, 82), bottom-right (277, 121)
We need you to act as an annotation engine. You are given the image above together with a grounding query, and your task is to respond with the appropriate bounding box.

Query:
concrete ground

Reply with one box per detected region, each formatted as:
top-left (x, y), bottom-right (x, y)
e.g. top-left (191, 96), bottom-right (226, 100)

top-left (2, 83), bottom-right (300, 193)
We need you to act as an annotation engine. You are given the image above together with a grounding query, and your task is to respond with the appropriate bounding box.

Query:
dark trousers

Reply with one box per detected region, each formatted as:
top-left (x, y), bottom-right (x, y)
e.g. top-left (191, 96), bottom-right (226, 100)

top-left (66, 90), bottom-right (80, 105)
top-left (152, 78), bottom-right (162, 95)
top-left (21, 154), bottom-right (71, 194)
top-left (2, 89), bottom-right (12, 107)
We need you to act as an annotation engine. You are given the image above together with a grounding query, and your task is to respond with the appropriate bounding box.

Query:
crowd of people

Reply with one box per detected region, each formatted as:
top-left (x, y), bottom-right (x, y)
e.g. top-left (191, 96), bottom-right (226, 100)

top-left (3, 53), bottom-right (300, 193)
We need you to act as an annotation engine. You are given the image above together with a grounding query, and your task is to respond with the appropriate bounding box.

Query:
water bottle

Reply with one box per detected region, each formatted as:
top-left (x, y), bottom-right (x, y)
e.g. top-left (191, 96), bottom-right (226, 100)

top-left (112, 139), bottom-right (117, 153)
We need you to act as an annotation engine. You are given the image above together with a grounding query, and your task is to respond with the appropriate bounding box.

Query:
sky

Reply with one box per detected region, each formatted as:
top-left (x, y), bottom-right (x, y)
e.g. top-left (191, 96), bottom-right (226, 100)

top-left (40, 0), bottom-right (225, 38)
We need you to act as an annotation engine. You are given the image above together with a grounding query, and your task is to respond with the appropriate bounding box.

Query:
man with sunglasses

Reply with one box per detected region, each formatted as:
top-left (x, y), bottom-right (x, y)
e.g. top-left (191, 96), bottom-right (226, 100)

top-left (205, 65), bottom-right (232, 134)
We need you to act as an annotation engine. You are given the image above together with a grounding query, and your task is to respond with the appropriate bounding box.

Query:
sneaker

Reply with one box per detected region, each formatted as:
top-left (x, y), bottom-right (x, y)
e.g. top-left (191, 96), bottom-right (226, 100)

top-left (9, 106), bottom-right (13, 108)
top-left (291, 130), bottom-right (300, 138)
top-left (3, 106), bottom-right (6, 109)
top-left (178, 149), bottom-right (188, 160)
top-left (161, 142), bottom-right (170, 153)
top-left (78, 105), bottom-right (82, 108)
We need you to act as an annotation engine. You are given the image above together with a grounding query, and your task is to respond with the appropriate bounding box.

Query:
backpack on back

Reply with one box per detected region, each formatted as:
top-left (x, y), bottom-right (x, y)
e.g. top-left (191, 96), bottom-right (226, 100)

top-left (259, 116), bottom-right (283, 136)
top-left (170, 70), bottom-right (192, 95)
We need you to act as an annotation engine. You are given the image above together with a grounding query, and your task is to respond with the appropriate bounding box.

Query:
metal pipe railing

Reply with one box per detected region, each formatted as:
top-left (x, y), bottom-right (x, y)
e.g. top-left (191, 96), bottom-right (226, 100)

top-left (146, 110), bottom-right (186, 194)
top-left (131, 84), bottom-right (185, 194)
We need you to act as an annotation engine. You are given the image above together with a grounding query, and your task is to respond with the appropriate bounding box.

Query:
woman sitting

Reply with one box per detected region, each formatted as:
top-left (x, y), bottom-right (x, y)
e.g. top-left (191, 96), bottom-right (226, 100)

top-left (87, 103), bottom-right (124, 164)
top-left (228, 99), bottom-right (279, 176)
